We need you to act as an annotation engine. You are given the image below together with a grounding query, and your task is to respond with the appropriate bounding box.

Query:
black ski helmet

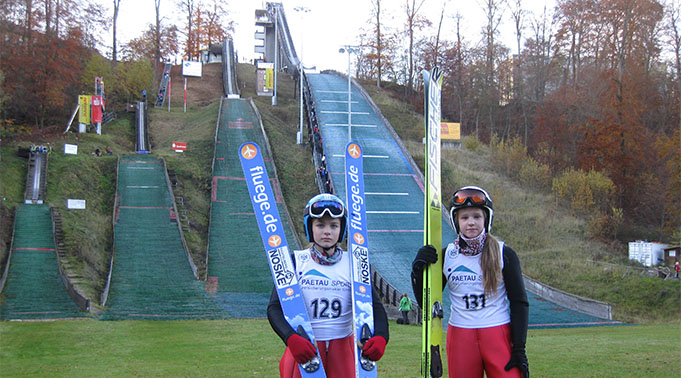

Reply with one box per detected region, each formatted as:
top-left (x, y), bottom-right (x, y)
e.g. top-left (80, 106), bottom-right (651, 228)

top-left (449, 186), bottom-right (494, 233)
top-left (303, 193), bottom-right (348, 244)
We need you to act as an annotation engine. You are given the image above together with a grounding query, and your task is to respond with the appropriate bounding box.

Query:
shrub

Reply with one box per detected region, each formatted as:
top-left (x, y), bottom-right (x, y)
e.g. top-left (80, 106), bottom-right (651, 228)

top-left (552, 168), bottom-right (616, 216)
top-left (518, 158), bottom-right (552, 191)
top-left (489, 135), bottom-right (528, 178)
top-left (588, 207), bottom-right (624, 241)
top-left (463, 136), bottom-right (482, 151)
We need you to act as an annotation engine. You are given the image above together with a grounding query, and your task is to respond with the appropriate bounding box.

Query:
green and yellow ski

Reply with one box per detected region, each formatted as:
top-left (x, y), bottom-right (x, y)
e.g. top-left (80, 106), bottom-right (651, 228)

top-left (421, 67), bottom-right (444, 378)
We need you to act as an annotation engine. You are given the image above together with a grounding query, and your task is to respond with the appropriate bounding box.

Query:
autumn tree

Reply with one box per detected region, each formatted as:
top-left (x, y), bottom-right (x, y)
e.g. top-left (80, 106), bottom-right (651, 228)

top-left (121, 24), bottom-right (179, 63)
top-left (198, 0), bottom-right (233, 49)
top-left (359, 0), bottom-right (398, 86)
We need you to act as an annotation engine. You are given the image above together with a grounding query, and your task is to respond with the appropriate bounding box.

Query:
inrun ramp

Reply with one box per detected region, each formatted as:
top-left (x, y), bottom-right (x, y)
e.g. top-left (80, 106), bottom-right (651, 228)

top-left (0, 204), bottom-right (83, 320)
top-left (206, 98), bottom-right (299, 318)
top-left (102, 156), bottom-right (220, 320)
top-left (306, 73), bottom-right (618, 328)
top-left (307, 73), bottom-right (455, 300)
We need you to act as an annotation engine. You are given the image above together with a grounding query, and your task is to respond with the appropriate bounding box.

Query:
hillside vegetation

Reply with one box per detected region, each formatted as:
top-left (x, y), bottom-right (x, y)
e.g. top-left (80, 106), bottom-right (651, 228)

top-left (0, 63), bottom-right (677, 322)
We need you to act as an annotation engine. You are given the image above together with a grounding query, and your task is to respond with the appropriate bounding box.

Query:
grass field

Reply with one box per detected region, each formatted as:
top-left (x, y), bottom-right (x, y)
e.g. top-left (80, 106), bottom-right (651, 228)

top-left (1, 319), bottom-right (678, 377)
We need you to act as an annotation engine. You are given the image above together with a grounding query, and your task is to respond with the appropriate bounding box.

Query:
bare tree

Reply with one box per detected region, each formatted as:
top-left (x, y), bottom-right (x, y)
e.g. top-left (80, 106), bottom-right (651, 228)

top-left (508, 0), bottom-right (527, 143)
top-left (372, 0), bottom-right (383, 87)
top-left (154, 0), bottom-right (162, 73)
top-left (112, 0), bottom-right (121, 62)
top-left (178, 0), bottom-right (196, 59)
top-left (481, 0), bottom-right (504, 137)
top-left (404, 0), bottom-right (429, 92)
top-left (433, 0), bottom-right (447, 68)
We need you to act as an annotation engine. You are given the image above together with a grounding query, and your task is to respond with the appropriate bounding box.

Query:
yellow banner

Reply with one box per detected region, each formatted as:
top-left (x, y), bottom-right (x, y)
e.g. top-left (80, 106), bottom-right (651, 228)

top-left (441, 122), bottom-right (460, 140)
top-left (78, 95), bottom-right (91, 124)
top-left (265, 68), bottom-right (274, 89)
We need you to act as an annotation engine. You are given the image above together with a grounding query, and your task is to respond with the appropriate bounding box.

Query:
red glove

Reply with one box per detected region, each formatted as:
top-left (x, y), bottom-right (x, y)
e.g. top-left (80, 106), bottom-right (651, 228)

top-left (287, 334), bottom-right (317, 363)
top-left (362, 336), bottom-right (387, 361)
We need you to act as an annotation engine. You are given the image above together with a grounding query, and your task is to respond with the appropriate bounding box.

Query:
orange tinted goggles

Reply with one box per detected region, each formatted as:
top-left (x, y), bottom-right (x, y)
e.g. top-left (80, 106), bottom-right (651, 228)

top-left (452, 188), bottom-right (487, 205)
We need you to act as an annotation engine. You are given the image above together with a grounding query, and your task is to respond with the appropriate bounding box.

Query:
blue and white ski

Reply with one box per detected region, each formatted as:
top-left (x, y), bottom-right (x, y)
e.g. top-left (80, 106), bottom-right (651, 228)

top-left (239, 142), bottom-right (326, 378)
top-left (345, 142), bottom-right (377, 378)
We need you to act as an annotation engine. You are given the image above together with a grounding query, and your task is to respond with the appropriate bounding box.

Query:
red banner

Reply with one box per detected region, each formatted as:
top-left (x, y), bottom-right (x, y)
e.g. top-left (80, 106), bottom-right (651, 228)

top-left (91, 95), bottom-right (103, 123)
top-left (172, 142), bottom-right (187, 152)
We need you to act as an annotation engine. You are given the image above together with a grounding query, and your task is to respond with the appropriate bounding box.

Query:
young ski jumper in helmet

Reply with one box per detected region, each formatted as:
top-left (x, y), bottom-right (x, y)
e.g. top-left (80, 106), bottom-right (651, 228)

top-left (411, 186), bottom-right (530, 378)
top-left (267, 194), bottom-right (390, 378)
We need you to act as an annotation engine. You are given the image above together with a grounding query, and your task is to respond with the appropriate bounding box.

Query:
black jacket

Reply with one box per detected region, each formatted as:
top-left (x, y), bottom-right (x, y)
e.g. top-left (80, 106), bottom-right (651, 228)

top-left (411, 239), bottom-right (529, 349)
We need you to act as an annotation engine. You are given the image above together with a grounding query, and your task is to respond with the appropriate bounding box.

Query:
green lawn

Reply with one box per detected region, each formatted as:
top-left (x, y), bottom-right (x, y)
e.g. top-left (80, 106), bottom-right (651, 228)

top-left (1, 319), bottom-right (678, 377)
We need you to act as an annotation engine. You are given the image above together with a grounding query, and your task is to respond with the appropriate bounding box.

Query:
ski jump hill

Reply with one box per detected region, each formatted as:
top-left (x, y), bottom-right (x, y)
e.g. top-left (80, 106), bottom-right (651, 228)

top-left (304, 72), bottom-right (617, 328)
top-left (101, 155), bottom-right (220, 320)
top-left (0, 150), bottom-right (85, 320)
top-left (205, 97), bottom-right (299, 317)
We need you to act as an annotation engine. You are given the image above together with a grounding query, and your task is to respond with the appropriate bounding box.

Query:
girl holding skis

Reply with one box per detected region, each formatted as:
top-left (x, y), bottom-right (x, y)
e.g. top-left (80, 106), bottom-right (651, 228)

top-left (268, 193), bottom-right (389, 378)
top-left (411, 186), bottom-right (529, 378)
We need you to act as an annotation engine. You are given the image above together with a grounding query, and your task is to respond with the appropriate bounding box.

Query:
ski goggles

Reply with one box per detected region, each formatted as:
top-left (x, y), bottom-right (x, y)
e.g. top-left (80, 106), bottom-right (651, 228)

top-left (452, 188), bottom-right (488, 206)
top-left (308, 200), bottom-right (345, 218)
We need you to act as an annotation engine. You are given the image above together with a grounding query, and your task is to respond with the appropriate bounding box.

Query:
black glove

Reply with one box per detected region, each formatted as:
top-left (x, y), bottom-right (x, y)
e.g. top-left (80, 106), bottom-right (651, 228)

top-left (504, 346), bottom-right (529, 378)
top-left (412, 245), bottom-right (438, 272)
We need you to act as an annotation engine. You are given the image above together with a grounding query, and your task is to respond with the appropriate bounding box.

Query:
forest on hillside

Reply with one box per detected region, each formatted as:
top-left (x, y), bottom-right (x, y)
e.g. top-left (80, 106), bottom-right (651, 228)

top-left (0, 0), bottom-right (679, 243)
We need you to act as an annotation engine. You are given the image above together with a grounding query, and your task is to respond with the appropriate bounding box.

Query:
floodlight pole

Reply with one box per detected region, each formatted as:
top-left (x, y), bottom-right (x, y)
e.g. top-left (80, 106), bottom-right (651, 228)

top-left (339, 45), bottom-right (358, 143)
top-left (272, 9), bottom-right (278, 106)
top-left (347, 50), bottom-right (352, 143)
top-left (294, 6), bottom-right (310, 145)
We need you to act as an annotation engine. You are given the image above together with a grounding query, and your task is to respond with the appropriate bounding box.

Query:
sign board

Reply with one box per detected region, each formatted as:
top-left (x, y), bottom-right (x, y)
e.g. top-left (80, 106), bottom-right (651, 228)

top-left (91, 95), bottom-right (103, 123)
top-left (64, 144), bottom-right (78, 155)
top-left (256, 61), bottom-right (274, 96)
top-left (78, 95), bottom-right (91, 124)
top-left (172, 142), bottom-right (187, 152)
top-left (182, 60), bottom-right (202, 77)
top-left (67, 199), bottom-right (86, 209)
top-left (441, 122), bottom-right (461, 140)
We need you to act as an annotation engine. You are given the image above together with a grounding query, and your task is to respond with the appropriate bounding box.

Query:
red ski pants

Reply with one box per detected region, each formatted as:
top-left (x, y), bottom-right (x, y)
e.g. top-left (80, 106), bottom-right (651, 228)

top-left (446, 323), bottom-right (521, 378)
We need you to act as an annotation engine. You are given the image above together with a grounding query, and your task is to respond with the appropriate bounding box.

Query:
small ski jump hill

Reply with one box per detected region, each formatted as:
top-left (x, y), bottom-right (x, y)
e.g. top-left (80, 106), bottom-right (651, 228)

top-left (205, 97), bottom-right (299, 318)
top-left (101, 155), bottom-right (220, 320)
top-left (0, 150), bottom-right (84, 320)
top-left (0, 204), bottom-right (84, 320)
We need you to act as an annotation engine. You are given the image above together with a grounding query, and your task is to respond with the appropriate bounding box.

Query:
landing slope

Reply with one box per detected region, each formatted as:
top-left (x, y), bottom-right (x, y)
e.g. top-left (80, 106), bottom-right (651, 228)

top-left (0, 204), bottom-right (83, 320)
top-left (102, 155), bottom-right (219, 320)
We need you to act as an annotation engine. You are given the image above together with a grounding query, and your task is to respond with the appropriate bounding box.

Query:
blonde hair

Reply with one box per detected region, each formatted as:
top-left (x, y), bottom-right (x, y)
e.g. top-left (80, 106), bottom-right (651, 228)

top-left (481, 233), bottom-right (502, 296)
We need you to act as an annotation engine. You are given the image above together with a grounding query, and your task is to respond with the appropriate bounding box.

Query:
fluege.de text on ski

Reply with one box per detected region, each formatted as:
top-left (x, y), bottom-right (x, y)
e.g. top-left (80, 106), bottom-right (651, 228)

top-left (249, 165), bottom-right (279, 233)
top-left (347, 163), bottom-right (371, 286)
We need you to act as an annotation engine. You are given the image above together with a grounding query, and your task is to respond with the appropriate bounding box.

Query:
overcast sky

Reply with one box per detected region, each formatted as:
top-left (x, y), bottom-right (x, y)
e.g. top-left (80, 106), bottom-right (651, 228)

top-left (109, 0), bottom-right (555, 72)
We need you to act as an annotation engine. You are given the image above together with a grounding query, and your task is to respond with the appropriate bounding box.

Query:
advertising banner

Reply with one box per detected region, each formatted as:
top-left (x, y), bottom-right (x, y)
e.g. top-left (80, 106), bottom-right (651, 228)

top-left (182, 60), bottom-right (202, 77)
top-left (172, 142), bottom-right (187, 152)
top-left (91, 95), bottom-right (103, 123)
top-left (256, 62), bottom-right (274, 96)
top-left (441, 122), bottom-right (461, 140)
top-left (78, 95), bottom-right (91, 124)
